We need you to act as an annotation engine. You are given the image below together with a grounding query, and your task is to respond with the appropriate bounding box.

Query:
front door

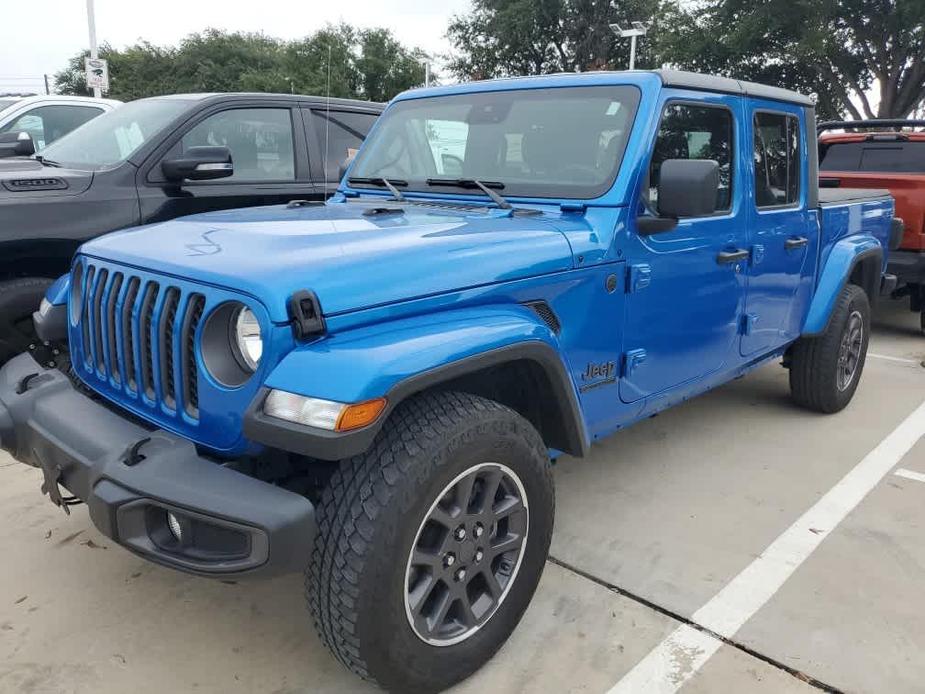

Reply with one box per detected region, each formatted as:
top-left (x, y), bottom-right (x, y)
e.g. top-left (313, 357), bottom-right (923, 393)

top-left (740, 102), bottom-right (816, 356)
top-left (138, 105), bottom-right (319, 224)
top-left (621, 95), bottom-right (749, 403)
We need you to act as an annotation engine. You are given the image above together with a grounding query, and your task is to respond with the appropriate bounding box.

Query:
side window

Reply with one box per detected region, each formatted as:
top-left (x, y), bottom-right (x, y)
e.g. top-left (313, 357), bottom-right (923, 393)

top-left (649, 103), bottom-right (733, 212)
top-left (310, 110), bottom-right (378, 181)
top-left (181, 108), bottom-right (295, 182)
top-left (0, 105), bottom-right (103, 149)
top-left (753, 112), bottom-right (801, 207)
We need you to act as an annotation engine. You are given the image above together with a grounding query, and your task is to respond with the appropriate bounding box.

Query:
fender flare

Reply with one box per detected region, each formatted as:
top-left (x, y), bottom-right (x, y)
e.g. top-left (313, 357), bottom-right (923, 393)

top-left (45, 274), bottom-right (70, 306)
top-left (801, 239), bottom-right (882, 337)
top-left (244, 305), bottom-right (589, 461)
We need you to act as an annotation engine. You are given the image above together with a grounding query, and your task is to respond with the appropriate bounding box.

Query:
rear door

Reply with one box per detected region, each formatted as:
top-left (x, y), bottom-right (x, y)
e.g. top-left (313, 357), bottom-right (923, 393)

top-left (621, 93), bottom-right (749, 403)
top-left (303, 108), bottom-right (380, 193)
top-left (740, 102), bottom-right (816, 356)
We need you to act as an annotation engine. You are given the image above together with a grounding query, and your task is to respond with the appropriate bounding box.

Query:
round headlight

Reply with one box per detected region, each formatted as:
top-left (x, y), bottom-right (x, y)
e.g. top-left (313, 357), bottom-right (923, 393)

top-left (233, 306), bottom-right (263, 371)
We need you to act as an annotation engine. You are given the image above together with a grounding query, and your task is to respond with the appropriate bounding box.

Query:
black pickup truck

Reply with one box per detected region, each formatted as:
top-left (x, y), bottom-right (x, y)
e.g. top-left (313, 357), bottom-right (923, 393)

top-left (0, 93), bottom-right (383, 362)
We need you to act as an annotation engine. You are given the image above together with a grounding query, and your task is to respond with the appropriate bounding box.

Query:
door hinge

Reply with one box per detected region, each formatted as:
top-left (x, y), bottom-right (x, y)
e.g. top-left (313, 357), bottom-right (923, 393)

top-left (623, 348), bottom-right (648, 377)
top-left (740, 313), bottom-right (758, 336)
top-left (626, 264), bottom-right (652, 293)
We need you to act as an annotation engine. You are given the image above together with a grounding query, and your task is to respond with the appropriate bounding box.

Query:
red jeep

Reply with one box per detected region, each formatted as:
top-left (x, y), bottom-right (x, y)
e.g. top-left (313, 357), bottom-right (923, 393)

top-left (819, 119), bottom-right (925, 332)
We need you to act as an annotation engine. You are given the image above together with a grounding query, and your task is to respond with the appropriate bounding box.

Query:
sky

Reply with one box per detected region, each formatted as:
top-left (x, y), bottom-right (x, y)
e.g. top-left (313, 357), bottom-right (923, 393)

top-left (0, 0), bottom-right (472, 95)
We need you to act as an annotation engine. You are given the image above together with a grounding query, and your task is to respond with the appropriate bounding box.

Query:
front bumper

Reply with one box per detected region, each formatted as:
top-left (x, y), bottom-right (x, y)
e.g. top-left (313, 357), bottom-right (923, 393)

top-left (0, 353), bottom-right (315, 578)
top-left (888, 249), bottom-right (925, 285)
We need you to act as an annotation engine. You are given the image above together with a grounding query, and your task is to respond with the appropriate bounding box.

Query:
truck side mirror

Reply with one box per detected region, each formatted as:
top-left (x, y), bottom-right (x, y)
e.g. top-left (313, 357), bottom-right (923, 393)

top-left (656, 158), bottom-right (720, 218)
top-left (161, 146), bottom-right (233, 182)
top-left (0, 131), bottom-right (36, 158)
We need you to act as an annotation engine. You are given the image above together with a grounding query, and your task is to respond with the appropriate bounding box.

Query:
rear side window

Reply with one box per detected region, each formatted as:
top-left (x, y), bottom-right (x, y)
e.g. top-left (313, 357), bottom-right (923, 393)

top-left (753, 112), bottom-right (801, 207)
top-left (310, 110), bottom-right (378, 181)
top-left (820, 140), bottom-right (925, 173)
top-left (649, 103), bottom-right (734, 212)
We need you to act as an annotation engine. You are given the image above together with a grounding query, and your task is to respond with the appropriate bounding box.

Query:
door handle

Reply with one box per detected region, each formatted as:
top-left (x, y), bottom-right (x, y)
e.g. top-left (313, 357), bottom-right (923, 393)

top-left (785, 236), bottom-right (809, 250)
top-left (717, 249), bottom-right (750, 264)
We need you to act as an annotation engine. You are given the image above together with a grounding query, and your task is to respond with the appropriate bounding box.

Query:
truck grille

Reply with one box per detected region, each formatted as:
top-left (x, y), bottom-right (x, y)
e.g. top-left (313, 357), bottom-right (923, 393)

top-left (77, 263), bottom-right (205, 419)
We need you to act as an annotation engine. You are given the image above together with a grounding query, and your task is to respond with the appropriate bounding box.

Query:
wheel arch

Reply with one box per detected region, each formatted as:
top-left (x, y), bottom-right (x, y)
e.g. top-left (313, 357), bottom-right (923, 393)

top-left (801, 239), bottom-right (883, 337)
top-left (246, 305), bottom-right (590, 460)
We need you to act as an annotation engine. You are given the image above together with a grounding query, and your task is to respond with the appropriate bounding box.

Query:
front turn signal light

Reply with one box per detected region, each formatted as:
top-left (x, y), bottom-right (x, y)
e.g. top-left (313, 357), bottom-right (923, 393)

top-left (336, 398), bottom-right (388, 432)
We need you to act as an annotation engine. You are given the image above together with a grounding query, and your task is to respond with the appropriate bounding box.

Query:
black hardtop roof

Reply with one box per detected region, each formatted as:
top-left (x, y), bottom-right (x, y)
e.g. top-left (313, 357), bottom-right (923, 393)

top-left (655, 70), bottom-right (815, 107)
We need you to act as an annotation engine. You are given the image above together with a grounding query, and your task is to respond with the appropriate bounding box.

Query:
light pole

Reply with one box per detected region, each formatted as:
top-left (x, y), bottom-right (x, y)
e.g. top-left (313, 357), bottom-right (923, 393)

top-left (420, 57), bottom-right (432, 88)
top-left (86, 0), bottom-right (101, 97)
top-left (610, 22), bottom-right (649, 70)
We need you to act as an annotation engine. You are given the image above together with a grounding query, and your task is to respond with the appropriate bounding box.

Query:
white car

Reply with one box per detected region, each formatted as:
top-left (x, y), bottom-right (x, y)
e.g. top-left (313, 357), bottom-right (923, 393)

top-left (0, 94), bottom-right (121, 151)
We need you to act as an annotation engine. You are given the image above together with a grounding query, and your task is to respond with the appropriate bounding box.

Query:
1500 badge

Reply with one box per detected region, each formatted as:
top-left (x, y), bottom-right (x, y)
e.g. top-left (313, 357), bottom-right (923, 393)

top-left (579, 360), bottom-right (617, 392)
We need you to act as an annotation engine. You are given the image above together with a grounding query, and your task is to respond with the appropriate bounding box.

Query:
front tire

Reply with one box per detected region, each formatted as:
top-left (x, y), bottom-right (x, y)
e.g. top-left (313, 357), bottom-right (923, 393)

top-left (307, 391), bottom-right (554, 693)
top-left (789, 283), bottom-right (871, 413)
top-left (0, 277), bottom-right (54, 366)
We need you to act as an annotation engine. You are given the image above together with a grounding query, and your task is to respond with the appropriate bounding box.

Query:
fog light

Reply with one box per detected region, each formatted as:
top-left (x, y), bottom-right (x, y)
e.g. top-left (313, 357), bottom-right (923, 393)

top-left (167, 511), bottom-right (184, 542)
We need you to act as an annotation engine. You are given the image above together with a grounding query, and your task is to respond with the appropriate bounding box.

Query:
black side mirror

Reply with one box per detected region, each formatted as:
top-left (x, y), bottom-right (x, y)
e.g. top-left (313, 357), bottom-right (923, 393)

top-left (657, 158), bottom-right (719, 218)
top-left (161, 146), bottom-right (233, 182)
top-left (0, 131), bottom-right (36, 158)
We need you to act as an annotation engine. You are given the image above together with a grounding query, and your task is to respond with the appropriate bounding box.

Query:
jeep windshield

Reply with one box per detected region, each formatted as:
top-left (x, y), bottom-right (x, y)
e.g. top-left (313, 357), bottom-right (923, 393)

top-left (36, 97), bottom-right (192, 171)
top-left (348, 85), bottom-right (640, 200)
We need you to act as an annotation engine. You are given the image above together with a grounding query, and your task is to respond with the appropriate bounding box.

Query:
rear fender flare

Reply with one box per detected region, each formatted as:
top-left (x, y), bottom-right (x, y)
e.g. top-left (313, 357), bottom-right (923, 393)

top-left (802, 237), bottom-right (882, 337)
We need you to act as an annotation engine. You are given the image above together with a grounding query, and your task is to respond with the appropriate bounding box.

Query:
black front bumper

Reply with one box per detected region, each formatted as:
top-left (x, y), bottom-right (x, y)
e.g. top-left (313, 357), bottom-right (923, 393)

top-left (0, 353), bottom-right (315, 578)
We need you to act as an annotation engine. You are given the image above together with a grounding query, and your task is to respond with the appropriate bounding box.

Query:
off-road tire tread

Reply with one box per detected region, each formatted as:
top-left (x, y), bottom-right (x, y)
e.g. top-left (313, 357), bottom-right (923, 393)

top-left (790, 283), bottom-right (869, 413)
top-left (305, 390), bottom-right (551, 687)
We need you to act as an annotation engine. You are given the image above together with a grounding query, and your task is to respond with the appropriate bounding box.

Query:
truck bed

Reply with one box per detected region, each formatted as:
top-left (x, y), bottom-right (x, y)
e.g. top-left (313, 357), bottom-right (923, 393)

top-left (818, 187), bottom-right (892, 206)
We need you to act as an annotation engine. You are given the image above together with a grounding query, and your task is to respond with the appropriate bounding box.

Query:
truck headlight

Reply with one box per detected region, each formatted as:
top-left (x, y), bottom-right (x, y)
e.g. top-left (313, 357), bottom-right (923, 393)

top-left (233, 306), bottom-right (263, 371)
top-left (202, 302), bottom-right (264, 387)
top-left (264, 390), bottom-right (387, 432)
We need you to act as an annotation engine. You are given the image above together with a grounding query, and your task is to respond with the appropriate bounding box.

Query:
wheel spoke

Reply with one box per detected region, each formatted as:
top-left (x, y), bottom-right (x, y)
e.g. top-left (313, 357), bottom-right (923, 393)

top-left (493, 494), bottom-right (523, 519)
top-left (489, 532), bottom-right (523, 557)
top-left (481, 567), bottom-right (503, 599)
top-left (408, 573), bottom-right (437, 612)
top-left (411, 547), bottom-right (443, 570)
top-left (455, 473), bottom-right (477, 514)
top-left (429, 591), bottom-right (455, 634)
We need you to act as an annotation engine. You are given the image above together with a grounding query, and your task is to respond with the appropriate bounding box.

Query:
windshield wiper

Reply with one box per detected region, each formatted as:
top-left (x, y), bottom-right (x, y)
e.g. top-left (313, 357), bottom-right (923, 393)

top-left (425, 178), bottom-right (512, 210)
top-left (347, 176), bottom-right (407, 202)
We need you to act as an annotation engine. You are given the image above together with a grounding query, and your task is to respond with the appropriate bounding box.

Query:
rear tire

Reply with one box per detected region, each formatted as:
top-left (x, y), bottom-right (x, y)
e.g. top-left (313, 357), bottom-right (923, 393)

top-left (0, 277), bottom-right (54, 366)
top-left (307, 391), bottom-right (554, 693)
top-left (789, 283), bottom-right (870, 413)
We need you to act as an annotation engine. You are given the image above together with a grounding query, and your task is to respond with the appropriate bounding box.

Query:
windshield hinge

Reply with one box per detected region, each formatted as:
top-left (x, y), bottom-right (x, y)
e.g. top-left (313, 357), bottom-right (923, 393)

top-left (559, 202), bottom-right (587, 214)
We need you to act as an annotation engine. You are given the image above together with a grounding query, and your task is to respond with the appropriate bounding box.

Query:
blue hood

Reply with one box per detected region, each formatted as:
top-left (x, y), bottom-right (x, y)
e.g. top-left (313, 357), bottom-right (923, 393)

top-left (80, 201), bottom-right (576, 322)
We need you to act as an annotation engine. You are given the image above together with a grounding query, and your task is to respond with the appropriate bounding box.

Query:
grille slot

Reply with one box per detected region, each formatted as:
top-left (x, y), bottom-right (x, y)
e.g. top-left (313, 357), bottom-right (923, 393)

top-left (181, 294), bottom-right (205, 417)
top-left (75, 266), bottom-right (204, 421)
top-left (139, 282), bottom-right (160, 400)
top-left (105, 273), bottom-right (123, 383)
top-left (121, 277), bottom-right (141, 392)
top-left (159, 288), bottom-right (181, 409)
top-left (92, 269), bottom-right (108, 372)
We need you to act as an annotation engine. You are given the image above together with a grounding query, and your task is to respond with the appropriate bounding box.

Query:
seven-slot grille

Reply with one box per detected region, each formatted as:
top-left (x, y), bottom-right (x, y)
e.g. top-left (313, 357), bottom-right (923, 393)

top-left (76, 263), bottom-right (206, 419)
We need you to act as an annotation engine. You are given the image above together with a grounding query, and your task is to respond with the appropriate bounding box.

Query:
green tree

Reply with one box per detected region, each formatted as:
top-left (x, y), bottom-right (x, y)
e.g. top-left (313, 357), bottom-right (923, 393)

top-left (659, 0), bottom-right (925, 119)
top-left (447, 0), bottom-right (666, 79)
top-left (54, 26), bottom-right (428, 102)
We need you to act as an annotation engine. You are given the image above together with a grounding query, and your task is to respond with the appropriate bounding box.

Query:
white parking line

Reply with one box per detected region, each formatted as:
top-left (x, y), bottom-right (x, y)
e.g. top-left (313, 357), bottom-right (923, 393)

top-left (895, 468), bottom-right (925, 483)
top-left (606, 399), bottom-right (925, 694)
top-left (868, 353), bottom-right (923, 366)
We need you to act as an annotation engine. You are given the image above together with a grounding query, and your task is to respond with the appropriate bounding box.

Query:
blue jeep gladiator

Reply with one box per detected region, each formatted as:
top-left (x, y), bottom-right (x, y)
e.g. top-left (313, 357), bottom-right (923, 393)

top-left (0, 70), bottom-right (897, 692)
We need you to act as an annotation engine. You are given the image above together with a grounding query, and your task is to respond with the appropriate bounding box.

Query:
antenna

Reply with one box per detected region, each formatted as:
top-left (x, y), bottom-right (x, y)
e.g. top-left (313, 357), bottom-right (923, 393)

top-left (323, 43), bottom-right (332, 191)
